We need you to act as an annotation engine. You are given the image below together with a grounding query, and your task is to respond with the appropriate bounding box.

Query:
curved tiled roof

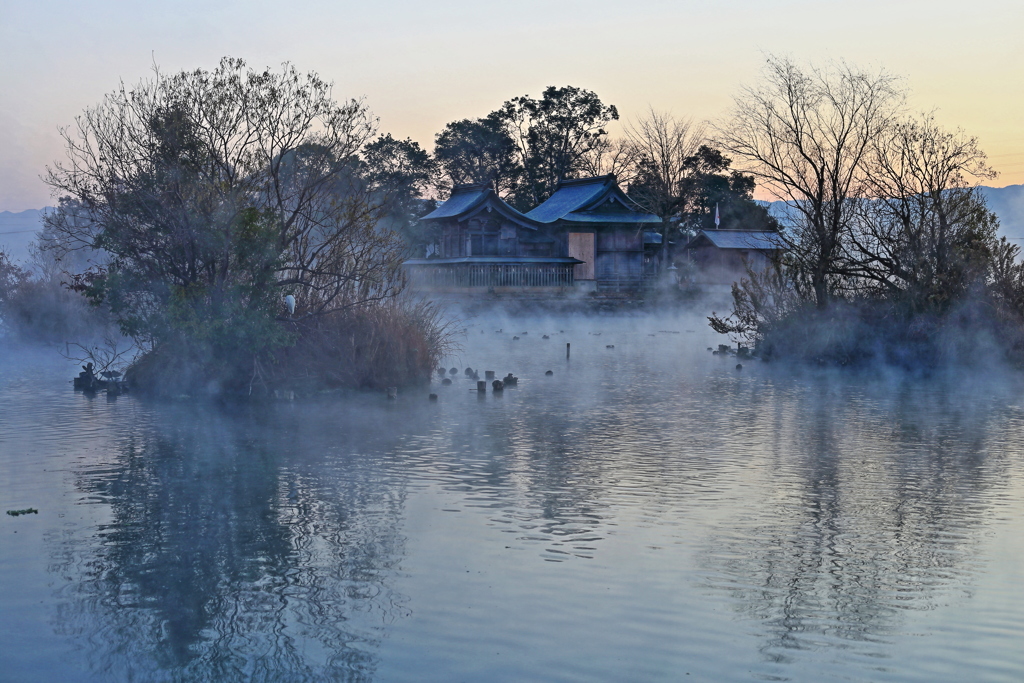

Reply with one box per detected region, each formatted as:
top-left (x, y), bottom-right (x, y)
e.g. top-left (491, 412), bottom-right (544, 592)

top-left (421, 185), bottom-right (490, 220)
top-left (526, 175), bottom-right (659, 224)
top-left (558, 212), bottom-right (661, 224)
top-left (421, 183), bottom-right (539, 228)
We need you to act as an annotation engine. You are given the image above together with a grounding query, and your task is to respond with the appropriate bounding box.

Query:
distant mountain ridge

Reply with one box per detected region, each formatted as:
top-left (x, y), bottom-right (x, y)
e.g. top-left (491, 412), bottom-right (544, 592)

top-left (0, 208), bottom-right (51, 265)
top-left (763, 184), bottom-right (1024, 240)
top-left (3, 185), bottom-right (1024, 264)
top-left (981, 184), bottom-right (1024, 237)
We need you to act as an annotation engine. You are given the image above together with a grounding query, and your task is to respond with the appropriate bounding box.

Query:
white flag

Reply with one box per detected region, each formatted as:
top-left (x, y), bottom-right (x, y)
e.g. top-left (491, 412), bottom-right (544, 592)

top-left (714, 203), bottom-right (720, 228)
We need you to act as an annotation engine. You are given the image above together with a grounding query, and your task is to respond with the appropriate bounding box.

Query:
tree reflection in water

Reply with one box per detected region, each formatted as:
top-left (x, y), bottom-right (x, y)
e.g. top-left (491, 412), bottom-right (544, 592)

top-left (704, 371), bottom-right (1014, 664)
top-left (48, 402), bottom-right (411, 682)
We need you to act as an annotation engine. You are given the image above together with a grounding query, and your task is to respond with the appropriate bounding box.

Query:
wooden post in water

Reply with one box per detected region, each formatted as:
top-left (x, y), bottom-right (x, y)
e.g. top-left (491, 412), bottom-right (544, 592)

top-left (477, 380), bottom-right (486, 393)
top-left (566, 342), bottom-right (570, 359)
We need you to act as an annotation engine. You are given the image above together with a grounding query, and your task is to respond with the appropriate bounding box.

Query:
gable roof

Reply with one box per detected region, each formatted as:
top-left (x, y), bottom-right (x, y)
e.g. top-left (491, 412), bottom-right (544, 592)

top-left (687, 229), bottom-right (785, 251)
top-left (526, 175), bottom-right (660, 224)
top-left (422, 183), bottom-right (539, 228)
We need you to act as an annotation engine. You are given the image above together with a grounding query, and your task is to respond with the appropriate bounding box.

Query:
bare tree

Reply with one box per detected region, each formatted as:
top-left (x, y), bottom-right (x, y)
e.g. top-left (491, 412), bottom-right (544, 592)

top-left (624, 109), bottom-right (707, 219)
top-left (578, 136), bottom-right (639, 185)
top-left (716, 56), bottom-right (903, 308)
top-left (848, 113), bottom-right (997, 310)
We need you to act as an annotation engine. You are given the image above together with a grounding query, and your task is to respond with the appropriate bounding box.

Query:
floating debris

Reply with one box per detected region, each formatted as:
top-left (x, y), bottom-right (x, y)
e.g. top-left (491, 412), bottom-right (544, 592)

top-left (429, 393), bottom-right (438, 402)
top-left (542, 335), bottom-right (550, 339)
top-left (545, 370), bottom-right (554, 376)
top-left (464, 367), bottom-right (474, 377)
top-left (736, 364), bottom-right (743, 371)
top-left (606, 345), bottom-right (615, 349)
top-left (6, 508), bottom-right (38, 517)
top-left (441, 378), bottom-right (452, 385)
top-left (503, 373), bottom-right (518, 385)
top-left (492, 380), bottom-right (505, 392)
top-left (449, 367), bottom-right (458, 375)
top-left (512, 336), bottom-right (520, 340)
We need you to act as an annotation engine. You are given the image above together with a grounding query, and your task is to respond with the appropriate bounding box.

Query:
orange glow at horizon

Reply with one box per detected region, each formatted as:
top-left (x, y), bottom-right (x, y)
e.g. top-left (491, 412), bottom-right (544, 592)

top-left (1, 0), bottom-right (1022, 211)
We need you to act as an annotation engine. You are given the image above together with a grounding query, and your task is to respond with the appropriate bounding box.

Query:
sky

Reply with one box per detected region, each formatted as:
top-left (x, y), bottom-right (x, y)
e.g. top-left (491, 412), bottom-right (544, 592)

top-left (1, 0), bottom-right (1022, 211)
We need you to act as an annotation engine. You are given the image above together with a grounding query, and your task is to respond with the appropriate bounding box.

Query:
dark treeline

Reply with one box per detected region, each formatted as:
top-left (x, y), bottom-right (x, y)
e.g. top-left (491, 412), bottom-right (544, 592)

top-left (367, 88), bottom-right (775, 260)
top-left (709, 56), bottom-right (1024, 369)
top-left (0, 243), bottom-right (108, 343)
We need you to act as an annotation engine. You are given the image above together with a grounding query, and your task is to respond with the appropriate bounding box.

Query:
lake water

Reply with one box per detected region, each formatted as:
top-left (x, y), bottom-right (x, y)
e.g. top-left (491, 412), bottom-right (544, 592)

top-left (2, 310), bottom-right (1023, 682)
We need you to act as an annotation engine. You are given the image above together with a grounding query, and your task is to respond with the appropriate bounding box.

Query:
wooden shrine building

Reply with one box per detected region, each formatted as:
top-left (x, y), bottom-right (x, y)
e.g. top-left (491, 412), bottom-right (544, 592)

top-left (404, 175), bottom-right (662, 295)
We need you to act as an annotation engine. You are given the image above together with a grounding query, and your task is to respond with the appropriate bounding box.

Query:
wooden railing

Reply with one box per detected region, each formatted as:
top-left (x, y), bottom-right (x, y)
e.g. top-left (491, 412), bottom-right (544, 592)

top-left (408, 263), bottom-right (576, 288)
top-left (596, 275), bottom-right (655, 293)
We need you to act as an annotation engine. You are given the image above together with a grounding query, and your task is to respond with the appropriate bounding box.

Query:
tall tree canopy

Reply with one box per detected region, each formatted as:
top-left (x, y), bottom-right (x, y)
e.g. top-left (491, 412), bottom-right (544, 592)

top-left (493, 86), bottom-right (619, 208)
top-left (428, 86), bottom-right (619, 210)
top-left (433, 116), bottom-right (520, 197)
top-left (362, 133), bottom-right (437, 252)
top-left (44, 58), bottom-right (408, 389)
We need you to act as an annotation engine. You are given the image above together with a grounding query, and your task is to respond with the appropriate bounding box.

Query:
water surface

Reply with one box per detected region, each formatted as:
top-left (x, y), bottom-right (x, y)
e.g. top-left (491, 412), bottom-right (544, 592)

top-left (2, 312), bottom-right (1023, 682)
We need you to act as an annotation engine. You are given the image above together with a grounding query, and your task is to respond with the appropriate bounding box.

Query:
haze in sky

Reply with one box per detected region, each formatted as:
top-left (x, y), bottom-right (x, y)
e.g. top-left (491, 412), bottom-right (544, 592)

top-left (1, 0), bottom-right (1022, 211)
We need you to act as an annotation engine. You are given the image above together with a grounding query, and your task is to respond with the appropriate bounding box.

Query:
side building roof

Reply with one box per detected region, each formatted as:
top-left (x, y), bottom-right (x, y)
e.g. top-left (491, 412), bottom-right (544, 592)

top-left (525, 175), bottom-right (661, 224)
top-left (686, 229), bottom-right (785, 251)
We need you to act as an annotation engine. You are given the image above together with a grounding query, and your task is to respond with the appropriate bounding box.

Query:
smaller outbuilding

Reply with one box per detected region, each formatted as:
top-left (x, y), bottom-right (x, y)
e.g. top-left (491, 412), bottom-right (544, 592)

top-left (683, 229), bottom-right (784, 286)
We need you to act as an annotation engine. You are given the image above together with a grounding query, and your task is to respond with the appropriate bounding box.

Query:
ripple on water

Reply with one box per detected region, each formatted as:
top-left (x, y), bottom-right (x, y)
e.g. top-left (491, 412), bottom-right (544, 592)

top-left (2, 329), bottom-right (1024, 682)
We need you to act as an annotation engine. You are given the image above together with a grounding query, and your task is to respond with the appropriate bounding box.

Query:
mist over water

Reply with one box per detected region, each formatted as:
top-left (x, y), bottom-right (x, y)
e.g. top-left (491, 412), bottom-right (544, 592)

top-left (2, 309), bottom-right (1023, 682)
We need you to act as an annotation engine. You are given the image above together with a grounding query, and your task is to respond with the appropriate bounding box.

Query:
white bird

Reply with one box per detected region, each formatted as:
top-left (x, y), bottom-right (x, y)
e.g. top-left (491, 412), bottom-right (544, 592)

top-left (284, 294), bottom-right (296, 315)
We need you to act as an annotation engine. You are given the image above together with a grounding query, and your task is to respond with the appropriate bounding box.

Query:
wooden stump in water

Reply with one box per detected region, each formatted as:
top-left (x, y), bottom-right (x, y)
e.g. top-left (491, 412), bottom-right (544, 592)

top-left (477, 380), bottom-right (486, 393)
